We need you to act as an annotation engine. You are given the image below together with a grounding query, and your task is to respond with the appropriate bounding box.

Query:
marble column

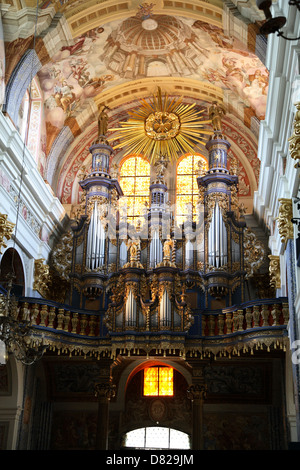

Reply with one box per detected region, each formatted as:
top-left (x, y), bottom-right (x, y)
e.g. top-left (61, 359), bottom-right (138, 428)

top-left (94, 381), bottom-right (116, 450)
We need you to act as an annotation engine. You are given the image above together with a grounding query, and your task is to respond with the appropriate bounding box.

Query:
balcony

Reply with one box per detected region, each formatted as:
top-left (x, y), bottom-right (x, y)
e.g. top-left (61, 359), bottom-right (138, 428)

top-left (13, 296), bottom-right (289, 361)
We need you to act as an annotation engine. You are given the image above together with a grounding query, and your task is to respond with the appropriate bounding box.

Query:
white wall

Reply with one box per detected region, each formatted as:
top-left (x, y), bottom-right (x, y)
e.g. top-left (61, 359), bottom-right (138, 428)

top-left (0, 111), bottom-right (68, 295)
top-left (253, 2), bottom-right (300, 441)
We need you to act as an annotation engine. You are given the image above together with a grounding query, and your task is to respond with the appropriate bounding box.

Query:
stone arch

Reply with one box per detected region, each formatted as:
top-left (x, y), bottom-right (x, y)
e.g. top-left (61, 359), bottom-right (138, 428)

top-left (113, 357), bottom-right (192, 408)
top-left (0, 355), bottom-right (25, 449)
top-left (45, 125), bottom-right (74, 188)
top-left (3, 49), bottom-right (41, 125)
top-left (113, 358), bottom-right (192, 439)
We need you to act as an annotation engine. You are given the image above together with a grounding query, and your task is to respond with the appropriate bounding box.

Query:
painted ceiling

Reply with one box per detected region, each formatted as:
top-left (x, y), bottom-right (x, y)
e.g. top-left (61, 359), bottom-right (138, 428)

top-left (38, 12), bottom-right (268, 126)
top-left (4, 0), bottom-right (268, 212)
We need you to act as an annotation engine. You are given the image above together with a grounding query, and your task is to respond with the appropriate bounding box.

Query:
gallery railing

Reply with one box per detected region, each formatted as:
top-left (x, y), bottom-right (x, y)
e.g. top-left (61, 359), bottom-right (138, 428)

top-left (12, 296), bottom-right (289, 360)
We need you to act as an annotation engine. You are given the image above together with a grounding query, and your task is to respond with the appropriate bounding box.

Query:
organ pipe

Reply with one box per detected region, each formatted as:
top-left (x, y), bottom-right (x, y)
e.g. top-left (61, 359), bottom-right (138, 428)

top-left (86, 201), bottom-right (105, 270)
top-left (208, 202), bottom-right (227, 268)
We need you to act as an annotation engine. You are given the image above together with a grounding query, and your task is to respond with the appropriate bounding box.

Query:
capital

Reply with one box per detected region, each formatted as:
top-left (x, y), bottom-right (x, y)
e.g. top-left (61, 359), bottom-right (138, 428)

top-left (187, 383), bottom-right (207, 401)
top-left (95, 382), bottom-right (116, 400)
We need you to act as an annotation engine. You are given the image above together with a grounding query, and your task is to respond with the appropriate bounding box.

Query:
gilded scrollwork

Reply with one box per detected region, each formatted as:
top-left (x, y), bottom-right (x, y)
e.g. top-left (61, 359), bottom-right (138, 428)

top-left (277, 198), bottom-right (293, 246)
top-left (150, 274), bottom-right (158, 301)
top-left (33, 258), bottom-right (51, 297)
top-left (51, 230), bottom-right (73, 281)
top-left (268, 255), bottom-right (281, 289)
top-left (158, 281), bottom-right (173, 301)
top-left (205, 191), bottom-right (229, 225)
top-left (288, 102), bottom-right (300, 166)
top-left (243, 227), bottom-right (265, 278)
top-left (87, 195), bottom-right (109, 219)
top-left (0, 213), bottom-right (15, 253)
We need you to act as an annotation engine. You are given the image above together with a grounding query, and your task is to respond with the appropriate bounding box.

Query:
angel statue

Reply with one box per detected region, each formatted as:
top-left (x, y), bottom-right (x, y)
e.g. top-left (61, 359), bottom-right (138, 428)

top-left (209, 101), bottom-right (226, 133)
top-left (97, 104), bottom-right (110, 136)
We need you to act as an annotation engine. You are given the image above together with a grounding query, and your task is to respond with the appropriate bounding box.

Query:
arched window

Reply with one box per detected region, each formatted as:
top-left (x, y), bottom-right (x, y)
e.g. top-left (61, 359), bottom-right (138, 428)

top-left (176, 153), bottom-right (208, 225)
top-left (123, 427), bottom-right (190, 449)
top-left (143, 366), bottom-right (174, 396)
top-left (0, 248), bottom-right (25, 296)
top-left (119, 155), bottom-right (150, 226)
top-left (17, 77), bottom-right (43, 164)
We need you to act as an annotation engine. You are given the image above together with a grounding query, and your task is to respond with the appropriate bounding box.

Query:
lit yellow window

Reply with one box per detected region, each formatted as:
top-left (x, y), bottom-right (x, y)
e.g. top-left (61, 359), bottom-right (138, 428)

top-left (143, 367), bottom-right (174, 396)
top-left (119, 155), bottom-right (150, 226)
top-left (176, 153), bottom-right (208, 225)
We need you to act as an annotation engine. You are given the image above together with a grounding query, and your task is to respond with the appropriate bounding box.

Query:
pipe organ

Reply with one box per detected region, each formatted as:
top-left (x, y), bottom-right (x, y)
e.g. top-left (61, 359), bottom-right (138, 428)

top-left (68, 103), bottom-right (261, 344)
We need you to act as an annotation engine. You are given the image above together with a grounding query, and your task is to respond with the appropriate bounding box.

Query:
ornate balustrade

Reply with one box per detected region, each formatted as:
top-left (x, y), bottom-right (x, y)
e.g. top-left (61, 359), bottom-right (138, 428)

top-left (15, 296), bottom-right (289, 360)
top-left (199, 299), bottom-right (289, 337)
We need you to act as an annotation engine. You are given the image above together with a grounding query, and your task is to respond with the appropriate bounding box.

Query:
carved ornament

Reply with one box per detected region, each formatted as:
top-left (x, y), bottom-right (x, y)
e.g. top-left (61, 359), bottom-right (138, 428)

top-left (0, 213), bottom-right (15, 253)
top-left (33, 258), bottom-right (50, 297)
top-left (243, 228), bottom-right (265, 278)
top-left (268, 255), bottom-right (281, 289)
top-left (50, 230), bottom-right (73, 280)
top-left (187, 383), bottom-right (207, 401)
top-left (94, 382), bottom-right (116, 400)
top-left (277, 198), bottom-right (293, 246)
top-left (288, 102), bottom-right (300, 167)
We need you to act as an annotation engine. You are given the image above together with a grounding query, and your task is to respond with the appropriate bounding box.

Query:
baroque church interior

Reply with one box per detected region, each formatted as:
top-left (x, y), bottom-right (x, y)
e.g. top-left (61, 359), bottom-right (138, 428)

top-left (0, 0), bottom-right (300, 451)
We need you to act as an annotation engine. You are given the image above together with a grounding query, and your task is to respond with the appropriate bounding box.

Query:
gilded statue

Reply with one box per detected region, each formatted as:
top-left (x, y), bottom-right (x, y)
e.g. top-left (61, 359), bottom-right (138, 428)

top-left (154, 153), bottom-right (169, 181)
top-left (163, 237), bottom-right (173, 261)
top-left (125, 238), bottom-right (143, 268)
top-left (197, 159), bottom-right (206, 176)
top-left (97, 104), bottom-right (109, 136)
top-left (209, 101), bottom-right (226, 132)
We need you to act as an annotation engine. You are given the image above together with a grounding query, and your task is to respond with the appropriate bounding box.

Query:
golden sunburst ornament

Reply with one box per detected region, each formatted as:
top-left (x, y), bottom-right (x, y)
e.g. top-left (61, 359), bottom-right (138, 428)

top-left (109, 87), bottom-right (212, 162)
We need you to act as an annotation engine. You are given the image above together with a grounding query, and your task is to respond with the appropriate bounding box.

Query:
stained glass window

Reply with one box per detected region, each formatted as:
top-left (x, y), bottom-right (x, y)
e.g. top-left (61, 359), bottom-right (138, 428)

top-left (119, 155), bottom-right (150, 226)
top-left (176, 153), bottom-right (208, 225)
top-left (143, 366), bottom-right (173, 396)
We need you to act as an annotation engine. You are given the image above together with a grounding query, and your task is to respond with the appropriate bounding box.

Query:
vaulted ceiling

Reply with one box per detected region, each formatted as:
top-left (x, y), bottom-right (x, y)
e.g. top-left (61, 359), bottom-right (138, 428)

top-left (2, 0), bottom-right (268, 213)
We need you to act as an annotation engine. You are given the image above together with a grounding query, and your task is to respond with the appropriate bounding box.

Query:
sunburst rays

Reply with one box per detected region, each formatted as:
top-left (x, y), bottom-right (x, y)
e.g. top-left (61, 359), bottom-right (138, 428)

top-left (108, 87), bottom-right (212, 162)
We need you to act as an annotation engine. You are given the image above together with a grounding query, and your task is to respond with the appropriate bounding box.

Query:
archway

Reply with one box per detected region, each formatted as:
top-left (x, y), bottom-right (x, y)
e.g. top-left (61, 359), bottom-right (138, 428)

top-left (0, 248), bottom-right (25, 296)
top-left (116, 360), bottom-right (192, 448)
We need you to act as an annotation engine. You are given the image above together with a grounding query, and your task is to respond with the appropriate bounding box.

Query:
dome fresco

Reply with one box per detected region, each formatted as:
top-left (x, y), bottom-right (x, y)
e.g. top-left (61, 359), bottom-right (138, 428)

top-left (37, 10), bottom-right (268, 136)
top-left (115, 15), bottom-right (189, 51)
top-left (28, 2), bottom-right (268, 206)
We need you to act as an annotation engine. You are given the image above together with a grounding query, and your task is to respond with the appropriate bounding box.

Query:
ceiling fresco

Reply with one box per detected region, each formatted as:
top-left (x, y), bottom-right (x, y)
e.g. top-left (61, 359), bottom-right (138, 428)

top-left (1, 0), bottom-right (267, 214)
top-left (37, 5), bottom-right (268, 136)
